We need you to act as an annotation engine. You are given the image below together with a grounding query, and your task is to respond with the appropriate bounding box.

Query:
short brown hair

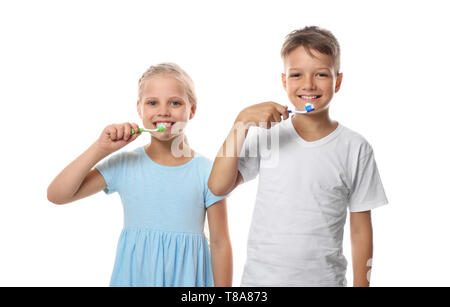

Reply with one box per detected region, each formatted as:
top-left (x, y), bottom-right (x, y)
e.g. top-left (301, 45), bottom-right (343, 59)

top-left (281, 26), bottom-right (341, 75)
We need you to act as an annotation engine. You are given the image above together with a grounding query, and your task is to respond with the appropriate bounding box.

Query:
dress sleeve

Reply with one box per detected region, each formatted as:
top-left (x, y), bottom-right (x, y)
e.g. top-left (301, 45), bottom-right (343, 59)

top-left (204, 186), bottom-right (228, 208)
top-left (348, 147), bottom-right (388, 212)
top-left (95, 151), bottom-right (125, 194)
top-left (237, 126), bottom-right (261, 183)
top-left (204, 160), bottom-right (229, 208)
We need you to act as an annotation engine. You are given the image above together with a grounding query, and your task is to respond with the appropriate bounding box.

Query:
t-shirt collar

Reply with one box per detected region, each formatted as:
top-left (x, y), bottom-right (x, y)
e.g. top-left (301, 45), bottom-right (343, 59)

top-left (286, 117), bottom-right (343, 147)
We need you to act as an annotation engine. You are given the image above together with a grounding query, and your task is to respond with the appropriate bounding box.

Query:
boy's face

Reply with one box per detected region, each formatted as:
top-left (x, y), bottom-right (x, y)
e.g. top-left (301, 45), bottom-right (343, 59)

top-left (281, 46), bottom-right (343, 114)
top-left (137, 75), bottom-right (196, 141)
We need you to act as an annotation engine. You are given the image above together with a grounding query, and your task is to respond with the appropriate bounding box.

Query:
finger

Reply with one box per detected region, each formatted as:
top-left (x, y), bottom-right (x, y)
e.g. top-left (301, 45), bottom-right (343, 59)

top-left (123, 123), bottom-right (132, 141)
top-left (116, 125), bottom-right (124, 140)
top-left (272, 103), bottom-right (289, 118)
top-left (131, 123), bottom-right (140, 135)
top-left (270, 113), bottom-right (280, 128)
top-left (281, 105), bottom-right (289, 120)
top-left (261, 113), bottom-right (274, 129)
top-left (130, 123), bottom-right (141, 141)
top-left (272, 109), bottom-right (282, 123)
top-left (107, 126), bottom-right (117, 141)
top-left (261, 112), bottom-right (273, 128)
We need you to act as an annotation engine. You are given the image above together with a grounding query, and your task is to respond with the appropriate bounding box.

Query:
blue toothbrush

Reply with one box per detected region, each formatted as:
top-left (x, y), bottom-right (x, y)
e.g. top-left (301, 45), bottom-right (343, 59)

top-left (288, 103), bottom-right (315, 114)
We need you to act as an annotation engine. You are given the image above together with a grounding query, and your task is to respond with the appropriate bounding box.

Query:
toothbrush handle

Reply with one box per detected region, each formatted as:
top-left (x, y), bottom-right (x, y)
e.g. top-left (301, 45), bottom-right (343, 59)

top-left (131, 128), bottom-right (144, 134)
top-left (287, 109), bottom-right (308, 114)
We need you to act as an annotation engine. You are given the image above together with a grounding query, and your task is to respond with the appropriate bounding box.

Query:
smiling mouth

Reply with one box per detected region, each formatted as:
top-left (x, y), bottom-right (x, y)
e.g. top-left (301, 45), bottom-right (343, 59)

top-left (153, 121), bottom-right (175, 129)
top-left (298, 95), bottom-right (322, 100)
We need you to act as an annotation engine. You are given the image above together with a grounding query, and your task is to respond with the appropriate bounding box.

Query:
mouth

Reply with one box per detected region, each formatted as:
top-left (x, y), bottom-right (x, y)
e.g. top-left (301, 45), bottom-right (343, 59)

top-left (298, 95), bottom-right (322, 102)
top-left (152, 121), bottom-right (175, 130)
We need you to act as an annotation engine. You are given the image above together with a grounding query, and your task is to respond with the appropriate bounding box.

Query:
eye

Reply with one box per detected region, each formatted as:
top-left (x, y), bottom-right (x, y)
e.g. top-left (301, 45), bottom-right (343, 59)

top-left (146, 100), bottom-right (157, 106)
top-left (171, 101), bottom-right (181, 106)
top-left (290, 73), bottom-right (301, 78)
top-left (317, 73), bottom-right (329, 78)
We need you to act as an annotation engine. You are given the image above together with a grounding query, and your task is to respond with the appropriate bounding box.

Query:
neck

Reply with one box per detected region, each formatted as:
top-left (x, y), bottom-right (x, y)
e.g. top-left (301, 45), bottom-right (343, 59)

top-left (291, 108), bottom-right (335, 131)
top-left (146, 134), bottom-right (194, 163)
top-left (291, 108), bottom-right (338, 141)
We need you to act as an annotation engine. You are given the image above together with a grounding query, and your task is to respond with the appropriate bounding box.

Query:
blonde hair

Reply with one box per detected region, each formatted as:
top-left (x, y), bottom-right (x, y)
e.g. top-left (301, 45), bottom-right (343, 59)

top-left (138, 62), bottom-right (197, 106)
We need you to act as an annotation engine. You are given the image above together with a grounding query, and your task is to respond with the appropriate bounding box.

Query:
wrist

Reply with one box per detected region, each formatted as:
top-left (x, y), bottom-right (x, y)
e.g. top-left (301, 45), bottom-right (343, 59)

top-left (234, 111), bottom-right (255, 131)
top-left (90, 141), bottom-right (113, 160)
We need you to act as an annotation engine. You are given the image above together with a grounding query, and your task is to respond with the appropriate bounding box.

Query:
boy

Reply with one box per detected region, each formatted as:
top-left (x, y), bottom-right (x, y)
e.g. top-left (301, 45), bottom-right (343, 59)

top-left (208, 26), bottom-right (388, 287)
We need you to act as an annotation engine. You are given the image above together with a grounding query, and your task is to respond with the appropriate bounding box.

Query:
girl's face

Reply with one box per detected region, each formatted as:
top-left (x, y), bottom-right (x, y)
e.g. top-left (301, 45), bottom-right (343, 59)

top-left (137, 75), bottom-right (196, 141)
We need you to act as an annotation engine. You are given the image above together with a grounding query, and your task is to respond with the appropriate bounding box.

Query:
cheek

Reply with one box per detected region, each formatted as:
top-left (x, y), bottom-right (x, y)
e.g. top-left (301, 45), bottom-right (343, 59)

top-left (174, 107), bottom-right (190, 120)
top-left (141, 108), bottom-right (158, 120)
top-left (286, 80), bottom-right (298, 93)
top-left (318, 80), bottom-right (335, 93)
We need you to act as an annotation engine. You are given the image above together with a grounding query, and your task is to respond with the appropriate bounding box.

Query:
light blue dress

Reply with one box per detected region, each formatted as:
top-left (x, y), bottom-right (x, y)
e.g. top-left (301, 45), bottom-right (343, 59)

top-left (96, 146), bottom-right (226, 287)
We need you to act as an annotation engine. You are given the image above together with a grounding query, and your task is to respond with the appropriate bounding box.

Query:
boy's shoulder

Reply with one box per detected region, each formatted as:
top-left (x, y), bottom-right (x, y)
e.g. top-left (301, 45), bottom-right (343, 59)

top-left (338, 124), bottom-right (374, 157)
top-left (339, 124), bottom-right (369, 143)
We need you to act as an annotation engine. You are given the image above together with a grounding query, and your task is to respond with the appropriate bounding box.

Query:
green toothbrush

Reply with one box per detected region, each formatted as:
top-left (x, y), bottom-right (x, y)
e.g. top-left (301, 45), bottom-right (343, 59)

top-left (131, 125), bottom-right (167, 134)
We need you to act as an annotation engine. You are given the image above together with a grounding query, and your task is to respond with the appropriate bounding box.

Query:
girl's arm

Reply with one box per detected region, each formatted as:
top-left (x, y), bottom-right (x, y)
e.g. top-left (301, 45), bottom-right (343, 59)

top-left (208, 102), bottom-right (289, 196)
top-left (350, 210), bottom-right (373, 287)
top-left (207, 198), bottom-right (232, 286)
top-left (47, 122), bottom-right (141, 204)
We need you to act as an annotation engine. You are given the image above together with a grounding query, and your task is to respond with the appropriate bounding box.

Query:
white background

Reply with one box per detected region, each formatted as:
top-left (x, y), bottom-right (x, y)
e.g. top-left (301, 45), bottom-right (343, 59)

top-left (1, 0), bottom-right (449, 286)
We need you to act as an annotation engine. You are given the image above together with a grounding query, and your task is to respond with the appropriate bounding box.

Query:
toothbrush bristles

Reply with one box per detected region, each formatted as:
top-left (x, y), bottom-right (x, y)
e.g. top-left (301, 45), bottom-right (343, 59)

top-left (156, 125), bottom-right (167, 132)
top-left (305, 103), bottom-right (315, 112)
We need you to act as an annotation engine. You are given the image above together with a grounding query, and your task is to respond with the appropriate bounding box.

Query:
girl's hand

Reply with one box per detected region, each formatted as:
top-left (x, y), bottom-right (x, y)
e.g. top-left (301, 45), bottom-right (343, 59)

top-left (235, 102), bottom-right (289, 129)
top-left (95, 122), bottom-right (141, 155)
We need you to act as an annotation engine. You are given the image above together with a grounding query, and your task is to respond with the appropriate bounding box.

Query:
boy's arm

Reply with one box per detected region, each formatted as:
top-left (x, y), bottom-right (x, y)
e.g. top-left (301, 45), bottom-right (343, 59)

top-left (208, 121), bottom-right (247, 196)
top-left (47, 122), bottom-right (140, 204)
top-left (350, 210), bottom-right (373, 287)
top-left (208, 102), bottom-right (289, 196)
top-left (207, 198), bottom-right (232, 286)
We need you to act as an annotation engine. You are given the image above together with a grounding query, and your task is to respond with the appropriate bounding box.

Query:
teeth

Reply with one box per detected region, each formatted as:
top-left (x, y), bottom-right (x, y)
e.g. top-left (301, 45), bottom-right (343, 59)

top-left (300, 95), bottom-right (319, 99)
top-left (156, 122), bottom-right (172, 127)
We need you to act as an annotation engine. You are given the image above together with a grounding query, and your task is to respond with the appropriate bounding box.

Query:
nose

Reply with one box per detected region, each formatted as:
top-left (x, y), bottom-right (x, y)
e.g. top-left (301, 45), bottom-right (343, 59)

top-left (157, 103), bottom-right (170, 116)
top-left (302, 75), bottom-right (316, 91)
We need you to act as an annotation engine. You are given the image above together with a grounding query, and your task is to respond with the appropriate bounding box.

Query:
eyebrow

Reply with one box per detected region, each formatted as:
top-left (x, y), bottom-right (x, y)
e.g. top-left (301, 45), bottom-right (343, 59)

top-left (169, 96), bottom-right (185, 101)
top-left (288, 67), bottom-right (331, 71)
top-left (143, 97), bottom-right (158, 101)
top-left (143, 96), bottom-right (185, 101)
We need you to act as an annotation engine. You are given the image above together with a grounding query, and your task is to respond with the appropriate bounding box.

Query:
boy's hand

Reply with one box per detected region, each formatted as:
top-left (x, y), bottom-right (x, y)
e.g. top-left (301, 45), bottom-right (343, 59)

top-left (95, 122), bottom-right (141, 155)
top-left (235, 102), bottom-right (289, 129)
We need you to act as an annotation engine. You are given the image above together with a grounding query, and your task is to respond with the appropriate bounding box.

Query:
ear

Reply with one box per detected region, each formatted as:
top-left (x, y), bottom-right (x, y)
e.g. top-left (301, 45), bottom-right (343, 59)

top-left (335, 73), bottom-right (343, 93)
top-left (281, 73), bottom-right (287, 91)
top-left (189, 102), bottom-right (197, 120)
top-left (136, 100), bottom-right (143, 119)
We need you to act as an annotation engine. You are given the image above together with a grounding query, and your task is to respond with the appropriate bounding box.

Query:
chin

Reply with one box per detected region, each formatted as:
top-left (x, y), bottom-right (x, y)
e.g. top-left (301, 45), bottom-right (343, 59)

top-left (153, 134), bottom-right (180, 142)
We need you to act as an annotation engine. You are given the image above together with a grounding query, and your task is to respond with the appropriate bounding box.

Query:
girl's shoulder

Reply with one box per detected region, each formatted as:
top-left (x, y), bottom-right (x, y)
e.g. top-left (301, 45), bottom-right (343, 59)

top-left (187, 152), bottom-right (216, 182)
top-left (101, 146), bottom-right (144, 167)
top-left (192, 152), bottom-right (214, 169)
top-left (119, 146), bottom-right (143, 159)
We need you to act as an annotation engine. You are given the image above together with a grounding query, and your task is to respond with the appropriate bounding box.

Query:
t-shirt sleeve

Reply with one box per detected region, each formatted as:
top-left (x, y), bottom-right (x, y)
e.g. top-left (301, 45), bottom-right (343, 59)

top-left (95, 151), bottom-right (125, 195)
top-left (237, 126), bottom-right (261, 183)
top-left (348, 147), bottom-right (388, 212)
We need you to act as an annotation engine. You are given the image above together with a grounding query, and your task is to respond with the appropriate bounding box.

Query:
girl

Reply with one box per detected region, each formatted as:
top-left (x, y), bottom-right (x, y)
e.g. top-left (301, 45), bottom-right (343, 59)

top-left (47, 63), bottom-right (232, 287)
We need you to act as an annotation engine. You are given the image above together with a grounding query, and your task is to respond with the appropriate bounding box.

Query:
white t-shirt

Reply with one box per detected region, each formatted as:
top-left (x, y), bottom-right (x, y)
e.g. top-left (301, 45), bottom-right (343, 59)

top-left (238, 118), bottom-right (388, 287)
